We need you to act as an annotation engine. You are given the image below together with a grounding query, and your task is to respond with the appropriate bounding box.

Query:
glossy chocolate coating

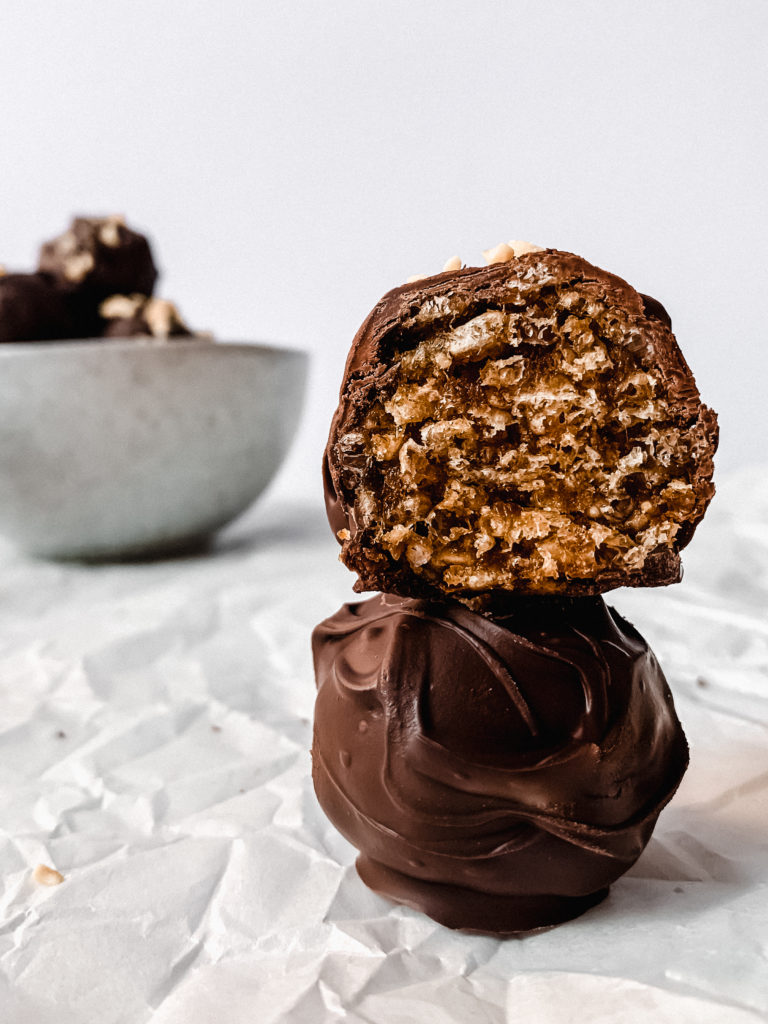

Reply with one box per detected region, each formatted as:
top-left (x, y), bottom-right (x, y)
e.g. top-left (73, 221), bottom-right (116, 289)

top-left (312, 593), bottom-right (688, 934)
top-left (38, 216), bottom-right (158, 302)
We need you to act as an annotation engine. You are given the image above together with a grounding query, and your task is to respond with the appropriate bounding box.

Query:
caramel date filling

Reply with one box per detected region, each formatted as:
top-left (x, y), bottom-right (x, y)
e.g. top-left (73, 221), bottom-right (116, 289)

top-left (337, 283), bottom-right (704, 593)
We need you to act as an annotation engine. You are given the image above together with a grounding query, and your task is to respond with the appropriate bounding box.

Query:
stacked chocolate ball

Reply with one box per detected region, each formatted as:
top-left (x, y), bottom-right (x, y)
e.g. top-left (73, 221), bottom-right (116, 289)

top-left (0, 215), bottom-right (196, 343)
top-left (313, 246), bottom-right (717, 934)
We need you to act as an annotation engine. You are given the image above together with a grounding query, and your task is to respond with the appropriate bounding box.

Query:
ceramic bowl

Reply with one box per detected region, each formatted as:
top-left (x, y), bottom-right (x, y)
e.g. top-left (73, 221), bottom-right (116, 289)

top-left (0, 339), bottom-right (308, 559)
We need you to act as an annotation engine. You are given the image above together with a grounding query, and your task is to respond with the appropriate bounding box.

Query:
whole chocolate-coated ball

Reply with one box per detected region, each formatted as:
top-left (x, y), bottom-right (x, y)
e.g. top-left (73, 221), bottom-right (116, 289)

top-left (312, 593), bottom-right (688, 934)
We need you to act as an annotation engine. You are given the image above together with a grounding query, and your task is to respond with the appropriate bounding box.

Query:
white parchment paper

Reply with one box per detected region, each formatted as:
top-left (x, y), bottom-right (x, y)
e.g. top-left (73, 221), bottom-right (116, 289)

top-left (0, 471), bottom-right (766, 1023)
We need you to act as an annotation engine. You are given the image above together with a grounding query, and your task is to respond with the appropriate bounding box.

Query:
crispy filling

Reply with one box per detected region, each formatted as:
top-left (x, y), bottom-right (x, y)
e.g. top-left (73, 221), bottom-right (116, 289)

top-left (339, 286), bottom-right (701, 592)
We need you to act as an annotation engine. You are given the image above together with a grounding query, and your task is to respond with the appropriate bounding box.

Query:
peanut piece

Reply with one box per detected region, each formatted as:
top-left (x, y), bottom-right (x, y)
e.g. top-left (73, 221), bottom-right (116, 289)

top-left (33, 864), bottom-right (64, 886)
top-left (482, 242), bottom-right (516, 265)
top-left (508, 240), bottom-right (545, 256)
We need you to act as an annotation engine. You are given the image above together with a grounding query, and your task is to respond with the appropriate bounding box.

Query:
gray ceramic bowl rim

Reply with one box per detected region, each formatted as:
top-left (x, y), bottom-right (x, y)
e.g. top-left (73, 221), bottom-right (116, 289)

top-left (0, 335), bottom-right (309, 559)
top-left (0, 337), bottom-right (309, 360)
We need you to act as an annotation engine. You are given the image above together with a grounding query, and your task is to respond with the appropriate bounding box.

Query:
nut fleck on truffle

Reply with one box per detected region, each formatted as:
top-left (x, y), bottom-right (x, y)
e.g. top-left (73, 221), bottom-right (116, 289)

top-left (99, 294), bottom-right (196, 340)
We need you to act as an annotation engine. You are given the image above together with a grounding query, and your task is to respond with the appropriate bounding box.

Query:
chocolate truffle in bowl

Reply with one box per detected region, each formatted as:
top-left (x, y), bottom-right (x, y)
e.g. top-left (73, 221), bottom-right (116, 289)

top-left (311, 593), bottom-right (689, 935)
top-left (99, 294), bottom-right (196, 340)
top-left (38, 214), bottom-right (158, 303)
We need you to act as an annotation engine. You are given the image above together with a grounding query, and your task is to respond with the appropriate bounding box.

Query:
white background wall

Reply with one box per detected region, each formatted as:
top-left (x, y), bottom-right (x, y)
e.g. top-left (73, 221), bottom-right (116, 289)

top-left (1, 1), bottom-right (765, 502)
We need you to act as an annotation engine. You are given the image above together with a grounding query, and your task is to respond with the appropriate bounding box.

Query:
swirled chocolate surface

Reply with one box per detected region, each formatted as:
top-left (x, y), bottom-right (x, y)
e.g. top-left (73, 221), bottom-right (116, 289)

top-left (311, 593), bottom-right (688, 934)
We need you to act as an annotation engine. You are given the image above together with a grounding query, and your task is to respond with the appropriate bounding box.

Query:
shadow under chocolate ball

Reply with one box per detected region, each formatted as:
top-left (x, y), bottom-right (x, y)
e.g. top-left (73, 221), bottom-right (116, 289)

top-left (311, 594), bottom-right (688, 935)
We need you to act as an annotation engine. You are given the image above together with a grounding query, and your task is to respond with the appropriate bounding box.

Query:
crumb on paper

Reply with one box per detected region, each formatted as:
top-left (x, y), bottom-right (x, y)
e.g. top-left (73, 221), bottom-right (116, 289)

top-left (33, 864), bottom-right (64, 887)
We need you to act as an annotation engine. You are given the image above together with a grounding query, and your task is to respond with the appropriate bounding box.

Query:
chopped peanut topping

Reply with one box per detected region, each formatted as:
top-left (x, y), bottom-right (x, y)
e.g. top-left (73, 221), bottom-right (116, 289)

top-left (483, 242), bottom-right (517, 265)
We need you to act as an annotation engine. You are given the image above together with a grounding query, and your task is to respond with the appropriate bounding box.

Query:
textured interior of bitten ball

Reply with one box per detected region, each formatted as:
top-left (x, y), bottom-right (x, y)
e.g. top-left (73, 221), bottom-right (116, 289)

top-left (335, 280), bottom-right (714, 595)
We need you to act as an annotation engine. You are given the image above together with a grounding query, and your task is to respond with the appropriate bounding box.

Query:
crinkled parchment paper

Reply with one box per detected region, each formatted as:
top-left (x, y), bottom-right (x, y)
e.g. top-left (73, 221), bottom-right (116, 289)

top-left (0, 470), bottom-right (766, 1023)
